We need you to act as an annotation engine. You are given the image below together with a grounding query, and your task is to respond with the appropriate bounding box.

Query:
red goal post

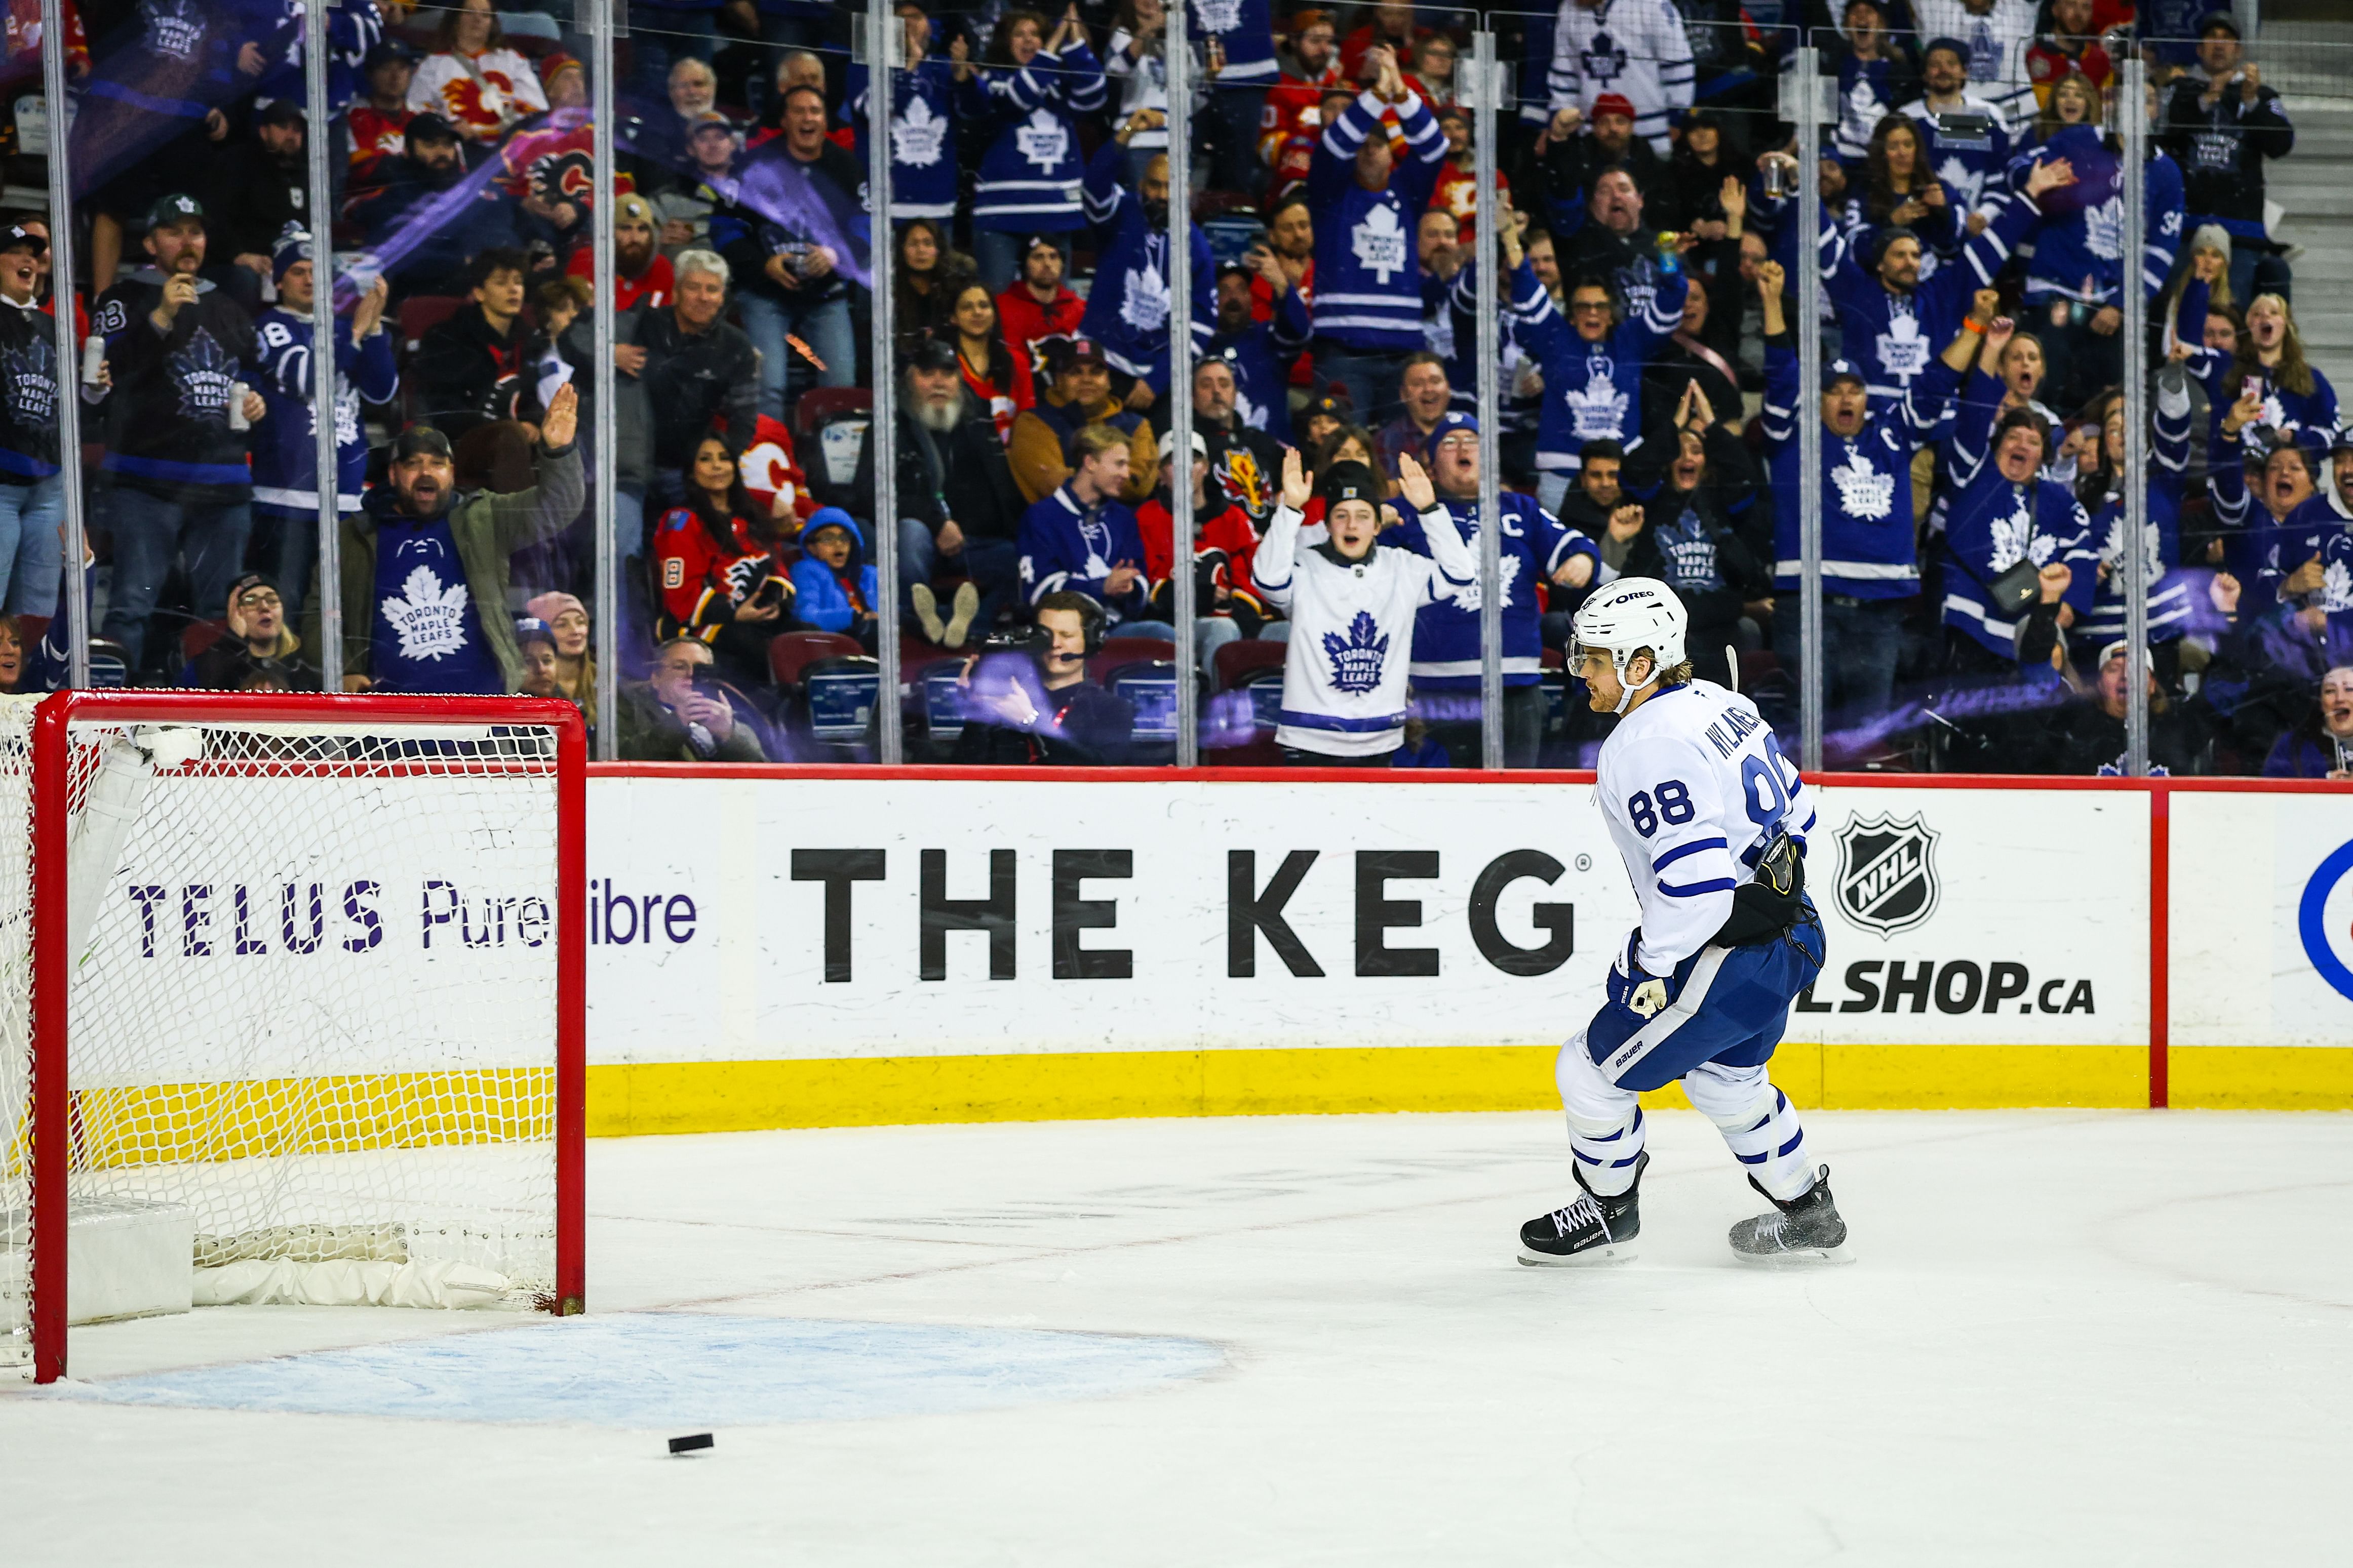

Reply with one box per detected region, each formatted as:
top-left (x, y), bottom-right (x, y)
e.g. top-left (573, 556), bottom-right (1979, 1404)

top-left (6, 691), bottom-right (585, 1385)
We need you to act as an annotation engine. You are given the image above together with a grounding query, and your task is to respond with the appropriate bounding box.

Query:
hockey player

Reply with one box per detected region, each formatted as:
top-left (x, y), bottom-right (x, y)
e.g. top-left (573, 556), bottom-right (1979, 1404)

top-left (1252, 447), bottom-right (1476, 762)
top-left (1518, 577), bottom-right (1841, 1265)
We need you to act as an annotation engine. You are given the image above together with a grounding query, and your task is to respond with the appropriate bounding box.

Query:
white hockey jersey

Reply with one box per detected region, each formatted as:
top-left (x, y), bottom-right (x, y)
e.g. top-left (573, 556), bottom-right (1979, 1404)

top-left (1252, 504), bottom-right (1476, 756)
top-left (1909, 0), bottom-right (2038, 126)
top-left (1546, 0), bottom-right (1696, 153)
top-left (1595, 680), bottom-right (1815, 974)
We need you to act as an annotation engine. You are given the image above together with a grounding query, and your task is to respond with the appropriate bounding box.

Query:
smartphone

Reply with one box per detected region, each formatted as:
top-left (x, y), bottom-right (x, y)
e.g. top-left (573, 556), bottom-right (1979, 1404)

top-left (689, 665), bottom-right (722, 693)
top-left (752, 579), bottom-right (785, 610)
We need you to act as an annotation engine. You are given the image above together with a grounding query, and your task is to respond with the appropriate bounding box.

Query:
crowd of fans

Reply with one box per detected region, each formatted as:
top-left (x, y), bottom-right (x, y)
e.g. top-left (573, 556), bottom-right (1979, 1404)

top-left (0, 1), bottom-right (2343, 776)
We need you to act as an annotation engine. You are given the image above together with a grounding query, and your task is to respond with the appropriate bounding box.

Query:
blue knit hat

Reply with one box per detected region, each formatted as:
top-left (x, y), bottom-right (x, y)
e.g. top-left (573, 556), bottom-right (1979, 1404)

top-left (1425, 411), bottom-right (1479, 459)
top-left (271, 224), bottom-right (313, 283)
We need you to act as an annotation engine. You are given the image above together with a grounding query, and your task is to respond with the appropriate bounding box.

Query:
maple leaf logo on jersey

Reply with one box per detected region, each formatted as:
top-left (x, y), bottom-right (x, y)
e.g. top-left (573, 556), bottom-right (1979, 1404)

top-left (169, 327), bottom-right (238, 425)
top-left (1579, 27), bottom-right (1629, 87)
top-left (2322, 556), bottom-right (2353, 614)
top-left (379, 565), bottom-right (473, 662)
top-left (1988, 498), bottom-right (2035, 571)
top-left (1120, 262), bottom-right (1171, 333)
top-left (144, 0), bottom-right (202, 61)
top-left (1564, 375), bottom-right (1629, 442)
top-left (893, 94), bottom-right (947, 168)
top-left (2085, 194), bottom-right (2124, 262)
top-left (1192, 0), bottom-right (1243, 32)
top-left (1352, 204), bottom-right (1407, 286)
top-left (1450, 555), bottom-right (1516, 614)
top-left (1934, 155), bottom-right (1981, 208)
top-left (1831, 449), bottom-right (1894, 521)
top-left (2, 336), bottom-right (57, 427)
top-left (1321, 610), bottom-right (1390, 694)
top-left (1015, 109), bottom-right (1069, 172)
top-left (2101, 513), bottom-right (2164, 584)
top-left (1965, 21), bottom-right (1998, 76)
top-left (1876, 309), bottom-right (1929, 379)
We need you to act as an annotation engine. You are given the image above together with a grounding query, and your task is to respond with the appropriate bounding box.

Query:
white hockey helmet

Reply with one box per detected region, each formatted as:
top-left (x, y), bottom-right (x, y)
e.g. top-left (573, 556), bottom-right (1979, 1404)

top-left (1570, 577), bottom-right (1689, 713)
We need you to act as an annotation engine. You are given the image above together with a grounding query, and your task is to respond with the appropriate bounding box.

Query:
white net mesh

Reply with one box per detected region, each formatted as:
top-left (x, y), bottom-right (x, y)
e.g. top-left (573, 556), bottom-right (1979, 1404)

top-left (2, 697), bottom-right (568, 1375)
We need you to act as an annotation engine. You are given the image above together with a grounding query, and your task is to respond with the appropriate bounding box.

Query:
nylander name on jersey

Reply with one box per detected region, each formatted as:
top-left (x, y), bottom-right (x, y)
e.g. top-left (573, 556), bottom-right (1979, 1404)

top-left (1598, 680), bottom-right (1815, 975)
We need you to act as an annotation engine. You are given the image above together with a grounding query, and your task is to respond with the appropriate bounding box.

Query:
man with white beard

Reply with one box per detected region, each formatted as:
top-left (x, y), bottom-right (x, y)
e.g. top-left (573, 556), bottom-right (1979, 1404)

top-left (852, 338), bottom-right (1028, 648)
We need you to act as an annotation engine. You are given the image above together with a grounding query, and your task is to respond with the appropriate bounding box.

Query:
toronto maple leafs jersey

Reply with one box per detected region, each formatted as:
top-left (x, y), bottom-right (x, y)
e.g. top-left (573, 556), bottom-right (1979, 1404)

top-left (91, 268), bottom-right (259, 504)
top-left (964, 44), bottom-right (1108, 233)
top-left (1819, 189), bottom-right (2034, 405)
top-left (370, 511), bottom-right (500, 694)
top-left (1909, 0), bottom-right (2038, 127)
top-left (2012, 130), bottom-right (2184, 308)
top-left (1183, 0), bottom-right (1277, 84)
top-left (1078, 138), bottom-right (1214, 392)
top-left (2079, 369), bottom-right (2197, 650)
top-left (250, 306), bottom-right (399, 514)
top-left (1830, 52), bottom-right (1913, 166)
top-left (1900, 93), bottom-right (2018, 215)
top-left (1390, 492), bottom-right (1596, 689)
top-left (849, 58), bottom-right (960, 221)
top-left (1762, 338), bottom-right (1961, 597)
top-left (1472, 257), bottom-right (1684, 476)
top-left (1308, 90), bottom-right (1446, 352)
top-left (1252, 500), bottom-right (1476, 755)
top-left (2206, 439), bottom-right (2344, 622)
top-left (1596, 679), bottom-right (1814, 973)
top-left (2174, 278), bottom-right (2342, 454)
top-left (1545, 0), bottom-right (1696, 153)
top-left (0, 295), bottom-right (62, 483)
top-left (1206, 288), bottom-right (1311, 441)
top-left (1017, 483), bottom-right (1155, 621)
top-left (1938, 383), bottom-right (2098, 657)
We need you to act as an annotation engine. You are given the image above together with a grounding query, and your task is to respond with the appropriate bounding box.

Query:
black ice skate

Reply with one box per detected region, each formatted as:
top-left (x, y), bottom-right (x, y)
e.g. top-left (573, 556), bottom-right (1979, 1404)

top-left (1728, 1164), bottom-right (1851, 1264)
top-left (1518, 1152), bottom-right (1646, 1266)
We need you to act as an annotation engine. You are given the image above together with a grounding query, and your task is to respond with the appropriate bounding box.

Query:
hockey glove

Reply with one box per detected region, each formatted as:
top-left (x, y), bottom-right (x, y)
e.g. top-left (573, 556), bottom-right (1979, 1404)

top-left (1606, 938), bottom-right (1671, 1018)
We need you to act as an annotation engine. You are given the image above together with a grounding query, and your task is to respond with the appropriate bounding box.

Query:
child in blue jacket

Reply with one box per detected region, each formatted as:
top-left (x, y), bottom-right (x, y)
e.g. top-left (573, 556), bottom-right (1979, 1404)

top-left (789, 506), bottom-right (880, 652)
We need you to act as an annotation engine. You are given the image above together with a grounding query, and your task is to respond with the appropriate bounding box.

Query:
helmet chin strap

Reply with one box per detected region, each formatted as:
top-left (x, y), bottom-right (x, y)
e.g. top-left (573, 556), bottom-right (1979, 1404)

top-left (1612, 653), bottom-right (1656, 716)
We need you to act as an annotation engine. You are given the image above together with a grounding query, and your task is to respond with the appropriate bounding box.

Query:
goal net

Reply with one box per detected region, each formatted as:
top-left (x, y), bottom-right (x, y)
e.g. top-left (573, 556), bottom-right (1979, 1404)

top-left (1, 692), bottom-right (584, 1384)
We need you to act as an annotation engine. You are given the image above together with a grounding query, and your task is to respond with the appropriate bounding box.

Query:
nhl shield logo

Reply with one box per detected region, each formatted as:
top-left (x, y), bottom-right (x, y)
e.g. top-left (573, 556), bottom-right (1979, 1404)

top-left (1834, 812), bottom-right (1940, 936)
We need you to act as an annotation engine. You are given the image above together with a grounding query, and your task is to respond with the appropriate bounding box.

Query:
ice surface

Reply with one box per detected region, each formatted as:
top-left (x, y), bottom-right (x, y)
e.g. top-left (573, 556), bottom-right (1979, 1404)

top-left (4, 1108), bottom-right (2351, 1564)
top-left (53, 1312), bottom-right (1224, 1426)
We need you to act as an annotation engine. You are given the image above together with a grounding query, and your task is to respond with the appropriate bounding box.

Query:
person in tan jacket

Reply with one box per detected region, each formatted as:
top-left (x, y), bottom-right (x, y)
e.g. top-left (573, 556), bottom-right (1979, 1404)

top-left (1006, 337), bottom-right (1157, 506)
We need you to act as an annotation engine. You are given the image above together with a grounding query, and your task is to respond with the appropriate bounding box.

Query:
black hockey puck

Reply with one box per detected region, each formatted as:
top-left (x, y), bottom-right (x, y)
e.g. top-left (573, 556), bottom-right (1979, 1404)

top-left (668, 1433), bottom-right (715, 1455)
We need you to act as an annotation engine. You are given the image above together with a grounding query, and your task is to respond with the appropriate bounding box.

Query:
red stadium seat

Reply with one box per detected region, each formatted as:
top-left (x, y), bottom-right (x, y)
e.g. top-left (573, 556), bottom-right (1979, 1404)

top-left (768, 630), bottom-right (867, 689)
top-left (398, 295), bottom-right (464, 355)
top-left (181, 619), bottom-right (228, 669)
top-left (1212, 637), bottom-right (1286, 694)
top-left (1090, 636), bottom-right (1173, 687)
top-left (793, 387), bottom-right (872, 445)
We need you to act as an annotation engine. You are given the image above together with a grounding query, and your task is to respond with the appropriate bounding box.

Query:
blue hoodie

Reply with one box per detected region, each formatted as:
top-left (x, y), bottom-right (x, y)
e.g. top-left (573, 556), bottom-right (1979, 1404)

top-left (789, 509), bottom-right (880, 634)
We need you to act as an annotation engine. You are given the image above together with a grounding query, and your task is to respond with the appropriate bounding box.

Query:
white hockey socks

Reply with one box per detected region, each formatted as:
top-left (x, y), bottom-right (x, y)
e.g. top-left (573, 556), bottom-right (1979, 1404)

top-left (1556, 1034), bottom-right (1646, 1197)
top-left (1682, 1061), bottom-right (1814, 1202)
